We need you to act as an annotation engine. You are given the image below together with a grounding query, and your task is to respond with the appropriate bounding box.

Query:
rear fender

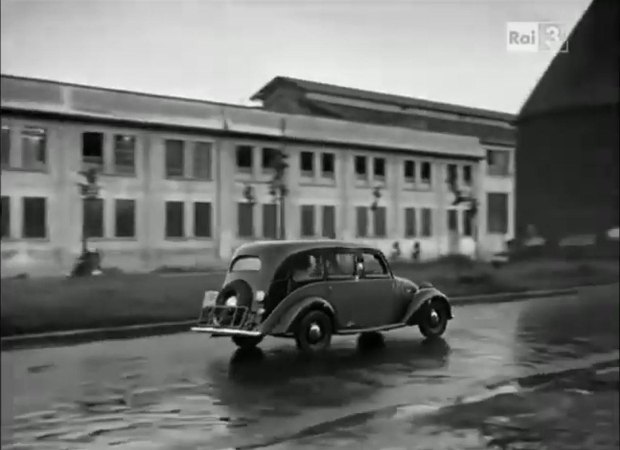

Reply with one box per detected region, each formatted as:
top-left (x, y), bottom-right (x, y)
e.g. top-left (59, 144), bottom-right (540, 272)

top-left (259, 296), bottom-right (335, 335)
top-left (403, 287), bottom-right (453, 324)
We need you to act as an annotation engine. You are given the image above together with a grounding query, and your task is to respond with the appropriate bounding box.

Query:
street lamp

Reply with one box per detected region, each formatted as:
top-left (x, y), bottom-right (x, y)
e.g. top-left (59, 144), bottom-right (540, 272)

top-left (447, 170), bottom-right (479, 259)
top-left (370, 186), bottom-right (382, 211)
top-left (243, 184), bottom-right (256, 206)
top-left (268, 125), bottom-right (289, 240)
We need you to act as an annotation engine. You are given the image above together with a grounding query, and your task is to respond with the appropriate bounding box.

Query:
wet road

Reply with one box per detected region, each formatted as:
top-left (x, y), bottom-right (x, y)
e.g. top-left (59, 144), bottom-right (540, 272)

top-left (1, 284), bottom-right (618, 450)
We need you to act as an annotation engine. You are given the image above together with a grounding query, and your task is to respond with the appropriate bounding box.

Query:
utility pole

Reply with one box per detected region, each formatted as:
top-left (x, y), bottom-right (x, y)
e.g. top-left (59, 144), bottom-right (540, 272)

top-left (77, 168), bottom-right (101, 253)
top-left (73, 168), bottom-right (102, 276)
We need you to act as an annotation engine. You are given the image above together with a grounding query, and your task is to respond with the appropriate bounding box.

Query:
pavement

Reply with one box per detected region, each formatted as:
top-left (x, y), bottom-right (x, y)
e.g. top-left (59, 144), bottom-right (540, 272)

top-left (1, 284), bottom-right (618, 450)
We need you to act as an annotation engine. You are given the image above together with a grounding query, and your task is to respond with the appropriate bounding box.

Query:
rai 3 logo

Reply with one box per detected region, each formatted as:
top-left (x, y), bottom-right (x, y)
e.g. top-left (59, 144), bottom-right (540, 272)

top-left (506, 22), bottom-right (569, 53)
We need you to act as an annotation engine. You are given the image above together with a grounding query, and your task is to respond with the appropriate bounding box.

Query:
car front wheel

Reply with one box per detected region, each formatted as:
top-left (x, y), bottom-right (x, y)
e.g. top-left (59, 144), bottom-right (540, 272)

top-left (294, 310), bottom-right (332, 355)
top-left (418, 299), bottom-right (448, 339)
top-left (231, 335), bottom-right (263, 349)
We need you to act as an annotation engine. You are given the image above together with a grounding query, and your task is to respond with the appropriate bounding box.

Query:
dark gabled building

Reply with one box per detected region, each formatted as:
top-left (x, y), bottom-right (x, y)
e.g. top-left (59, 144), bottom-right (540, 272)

top-left (251, 76), bottom-right (516, 146)
top-left (516, 0), bottom-right (619, 243)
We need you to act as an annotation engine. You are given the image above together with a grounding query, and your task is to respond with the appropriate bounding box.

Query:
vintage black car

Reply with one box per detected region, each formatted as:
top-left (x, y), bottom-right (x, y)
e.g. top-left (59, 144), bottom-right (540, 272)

top-left (191, 240), bottom-right (453, 355)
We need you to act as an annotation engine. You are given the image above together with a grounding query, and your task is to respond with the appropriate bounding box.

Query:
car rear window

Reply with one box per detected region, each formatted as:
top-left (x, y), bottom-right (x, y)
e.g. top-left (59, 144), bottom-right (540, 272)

top-left (230, 256), bottom-right (261, 272)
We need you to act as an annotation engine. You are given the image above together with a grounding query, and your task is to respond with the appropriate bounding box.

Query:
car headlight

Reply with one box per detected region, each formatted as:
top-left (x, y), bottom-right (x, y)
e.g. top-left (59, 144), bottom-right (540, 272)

top-left (225, 296), bottom-right (238, 307)
top-left (202, 290), bottom-right (218, 308)
top-left (255, 290), bottom-right (265, 302)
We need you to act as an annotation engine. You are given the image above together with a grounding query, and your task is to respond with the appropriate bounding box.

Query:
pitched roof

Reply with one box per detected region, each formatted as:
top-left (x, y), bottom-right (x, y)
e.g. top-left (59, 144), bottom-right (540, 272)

top-left (251, 76), bottom-right (515, 122)
top-left (518, 0), bottom-right (619, 121)
top-left (0, 74), bottom-right (486, 158)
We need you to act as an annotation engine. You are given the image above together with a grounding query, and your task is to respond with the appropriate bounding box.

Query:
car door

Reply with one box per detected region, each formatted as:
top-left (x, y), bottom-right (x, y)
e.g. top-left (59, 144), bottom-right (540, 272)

top-left (353, 251), bottom-right (399, 328)
top-left (324, 250), bottom-right (373, 330)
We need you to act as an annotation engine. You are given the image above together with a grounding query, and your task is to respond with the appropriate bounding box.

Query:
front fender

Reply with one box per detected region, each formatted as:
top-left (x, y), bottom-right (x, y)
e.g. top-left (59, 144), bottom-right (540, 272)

top-left (259, 296), bottom-right (335, 335)
top-left (402, 287), bottom-right (452, 324)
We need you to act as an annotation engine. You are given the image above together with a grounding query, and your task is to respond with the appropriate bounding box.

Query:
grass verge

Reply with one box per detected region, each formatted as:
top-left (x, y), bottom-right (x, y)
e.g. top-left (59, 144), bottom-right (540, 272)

top-left (1, 257), bottom-right (617, 337)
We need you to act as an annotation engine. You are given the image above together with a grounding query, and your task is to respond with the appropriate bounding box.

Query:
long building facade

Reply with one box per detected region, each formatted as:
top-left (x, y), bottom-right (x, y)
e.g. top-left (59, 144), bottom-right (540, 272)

top-left (0, 75), bottom-right (516, 277)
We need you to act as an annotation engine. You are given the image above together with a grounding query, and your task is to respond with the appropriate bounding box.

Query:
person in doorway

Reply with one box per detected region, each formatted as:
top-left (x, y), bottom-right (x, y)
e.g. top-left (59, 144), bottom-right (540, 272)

top-left (412, 241), bottom-right (421, 261)
top-left (390, 241), bottom-right (402, 261)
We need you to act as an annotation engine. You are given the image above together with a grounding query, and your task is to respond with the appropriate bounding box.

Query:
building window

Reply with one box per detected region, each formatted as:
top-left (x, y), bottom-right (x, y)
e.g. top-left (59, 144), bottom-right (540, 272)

top-left (113, 134), bottom-right (136, 175)
top-left (193, 142), bottom-right (212, 179)
top-left (373, 157), bottom-right (386, 180)
top-left (463, 209), bottom-right (474, 237)
top-left (487, 192), bottom-right (508, 234)
top-left (115, 199), bottom-right (135, 238)
top-left (165, 201), bottom-right (184, 238)
top-left (236, 145), bottom-right (253, 172)
top-left (1, 124), bottom-right (10, 167)
top-left (404, 207), bottom-right (416, 237)
top-left (165, 139), bottom-right (184, 178)
top-left (487, 150), bottom-right (510, 176)
top-left (22, 127), bottom-right (47, 170)
top-left (373, 206), bottom-right (387, 237)
top-left (262, 203), bottom-right (277, 239)
top-left (300, 151), bottom-right (314, 176)
top-left (237, 202), bottom-right (254, 237)
top-left (447, 164), bottom-right (458, 185)
top-left (356, 206), bottom-right (368, 237)
top-left (83, 198), bottom-right (104, 238)
top-left (421, 162), bottom-right (432, 184)
top-left (300, 205), bottom-right (315, 237)
top-left (82, 132), bottom-right (104, 170)
top-left (447, 209), bottom-right (458, 233)
top-left (321, 152), bottom-right (335, 178)
top-left (194, 202), bottom-right (212, 237)
top-left (1, 196), bottom-right (9, 239)
top-left (404, 160), bottom-right (415, 183)
top-left (421, 207), bottom-right (432, 237)
top-left (22, 197), bottom-right (47, 239)
top-left (262, 147), bottom-right (277, 171)
top-left (463, 165), bottom-right (473, 186)
top-left (355, 156), bottom-right (367, 179)
top-left (322, 205), bottom-right (336, 238)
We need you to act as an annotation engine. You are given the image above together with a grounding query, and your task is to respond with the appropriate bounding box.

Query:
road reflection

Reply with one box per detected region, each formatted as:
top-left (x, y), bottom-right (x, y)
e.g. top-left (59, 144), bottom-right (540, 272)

top-left (513, 284), bottom-right (619, 370)
top-left (225, 335), bottom-right (451, 385)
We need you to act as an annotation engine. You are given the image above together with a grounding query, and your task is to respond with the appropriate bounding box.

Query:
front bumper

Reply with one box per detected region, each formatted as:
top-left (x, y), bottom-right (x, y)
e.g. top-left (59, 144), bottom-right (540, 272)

top-left (190, 326), bottom-right (262, 337)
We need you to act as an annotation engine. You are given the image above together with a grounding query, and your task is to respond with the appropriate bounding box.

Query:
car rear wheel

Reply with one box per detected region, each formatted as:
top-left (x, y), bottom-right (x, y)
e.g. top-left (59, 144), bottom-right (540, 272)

top-left (418, 299), bottom-right (448, 339)
top-left (294, 310), bottom-right (332, 356)
top-left (231, 335), bottom-right (263, 349)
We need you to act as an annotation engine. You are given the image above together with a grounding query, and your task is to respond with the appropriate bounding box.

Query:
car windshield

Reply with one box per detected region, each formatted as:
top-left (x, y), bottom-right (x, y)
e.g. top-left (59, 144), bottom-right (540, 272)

top-left (230, 256), bottom-right (261, 272)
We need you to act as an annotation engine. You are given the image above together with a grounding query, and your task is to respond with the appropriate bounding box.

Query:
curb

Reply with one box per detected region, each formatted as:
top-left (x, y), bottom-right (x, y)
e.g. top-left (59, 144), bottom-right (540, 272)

top-left (1, 320), bottom-right (196, 351)
top-left (1, 283), bottom-right (615, 351)
top-left (157, 270), bottom-right (227, 278)
top-left (449, 287), bottom-right (579, 305)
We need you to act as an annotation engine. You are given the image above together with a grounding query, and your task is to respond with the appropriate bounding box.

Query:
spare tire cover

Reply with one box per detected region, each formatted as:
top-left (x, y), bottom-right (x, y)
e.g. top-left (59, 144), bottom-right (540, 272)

top-left (217, 279), bottom-right (253, 308)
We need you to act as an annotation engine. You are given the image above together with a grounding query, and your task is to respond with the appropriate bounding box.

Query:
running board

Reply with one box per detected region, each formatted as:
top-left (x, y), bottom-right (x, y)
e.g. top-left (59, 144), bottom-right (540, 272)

top-left (336, 323), bottom-right (407, 335)
top-left (191, 326), bottom-right (262, 337)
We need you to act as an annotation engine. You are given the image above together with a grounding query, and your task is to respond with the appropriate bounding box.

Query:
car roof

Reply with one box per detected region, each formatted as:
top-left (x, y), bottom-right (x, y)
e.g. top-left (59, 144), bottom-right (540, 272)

top-left (232, 239), bottom-right (374, 265)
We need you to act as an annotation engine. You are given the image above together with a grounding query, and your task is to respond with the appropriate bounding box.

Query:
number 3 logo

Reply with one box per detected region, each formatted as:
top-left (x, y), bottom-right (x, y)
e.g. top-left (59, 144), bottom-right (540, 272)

top-left (545, 25), bottom-right (561, 43)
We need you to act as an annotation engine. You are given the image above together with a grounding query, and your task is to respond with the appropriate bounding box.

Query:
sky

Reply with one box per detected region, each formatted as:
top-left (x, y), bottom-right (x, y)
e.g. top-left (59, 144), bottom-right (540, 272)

top-left (1, 0), bottom-right (591, 114)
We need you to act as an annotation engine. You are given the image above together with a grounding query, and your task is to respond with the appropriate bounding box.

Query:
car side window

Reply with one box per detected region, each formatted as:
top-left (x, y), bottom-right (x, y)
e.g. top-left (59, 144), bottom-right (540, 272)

top-left (291, 252), bottom-right (324, 282)
top-left (360, 252), bottom-right (388, 277)
top-left (325, 251), bottom-right (355, 278)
